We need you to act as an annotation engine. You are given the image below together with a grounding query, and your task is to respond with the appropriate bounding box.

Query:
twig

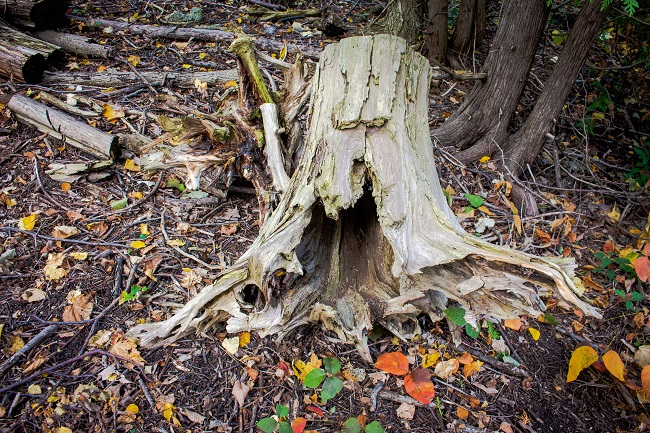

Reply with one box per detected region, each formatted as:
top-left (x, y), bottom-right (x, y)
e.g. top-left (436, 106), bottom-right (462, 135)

top-left (138, 375), bottom-right (156, 410)
top-left (0, 226), bottom-right (129, 248)
top-left (33, 158), bottom-right (72, 212)
top-left (124, 261), bottom-right (139, 293)
top-left (0, 325), bottom-right (57, 377)
top-left (121, 58), bottom-right (158, 94)
top-left (112, 256), bottom-right (125, 298)
top-left (107, 170), bottom-right (166, 216)
top-left (160, 211), bottom-right (222, 270)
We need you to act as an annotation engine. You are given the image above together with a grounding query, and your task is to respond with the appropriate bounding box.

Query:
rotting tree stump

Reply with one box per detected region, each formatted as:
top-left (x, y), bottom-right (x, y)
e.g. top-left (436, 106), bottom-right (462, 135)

top-left (1, 0), bottom-right (68, 29)
top-left (129, 35), bottom-right (599, 360)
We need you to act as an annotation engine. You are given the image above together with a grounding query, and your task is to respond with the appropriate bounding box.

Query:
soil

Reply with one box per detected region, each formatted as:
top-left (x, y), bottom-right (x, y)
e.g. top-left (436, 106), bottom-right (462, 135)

top-left (0, 1), bottom-right (649, 433)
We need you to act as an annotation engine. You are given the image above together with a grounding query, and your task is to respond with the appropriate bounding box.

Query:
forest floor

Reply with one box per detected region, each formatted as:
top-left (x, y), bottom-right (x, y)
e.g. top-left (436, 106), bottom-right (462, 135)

top-left (0, 0), bottom-right (649, 432)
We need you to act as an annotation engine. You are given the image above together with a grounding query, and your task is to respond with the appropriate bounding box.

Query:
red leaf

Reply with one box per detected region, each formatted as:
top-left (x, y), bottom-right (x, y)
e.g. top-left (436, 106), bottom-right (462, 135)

top-left (603, 240), bottom-right (615, 253)
top-left (375, 352), bottom-right (409, 376)
top-left (625, 378), bottom-right (643, 391)
top-left (306, 405), bottom-right (324, 417)
top-left (634, 256), bottom-right (650, 283)
top-left (404, 368), bottom-right (435, 404)
top-left (644, 243), bottom-right (650, 257)
top-left (292, 417), bottom-right (307, 433)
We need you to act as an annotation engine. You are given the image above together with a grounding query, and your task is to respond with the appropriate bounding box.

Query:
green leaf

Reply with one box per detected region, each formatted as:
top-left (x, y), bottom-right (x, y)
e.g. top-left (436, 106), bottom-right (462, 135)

top-left (626, 300), bottom-right (634, 310)
top-left (444, 307), bottom-right (467, 326)
top-left (278, 422), bottom-right (293, 433)
top-left (323, 357), bottom-right (341, 374)
top-left (365, 421), bottom-right (385, 433)
top-left (275, 404), bottom-right (289, 418)
top-left (303, 368), bottom-right (327, 388)
top-left (320, 376), bottom-right (343, 403)
top-left (631, 291), bottom-right (644, 302)
top-left (464, 193), bottom-right (484, 209)
top-left (542, 313), bottom-right (560, 326)
top-left (465, 323), bottom-right (479, 339)
top-left (119, 285), bottom-right (147, 304)
top-left (110, 197), bottom-right (128, 210)
top-left (486, 321), bottom-right (500, 339)
top-left (502, 355), bottom-right (520, 367)
top-left (343, 418), bottom-right (362, 433)
top-left (166, 179), bottom-right (186, 192)
top-left (257, 418), bottom-right (277, 433)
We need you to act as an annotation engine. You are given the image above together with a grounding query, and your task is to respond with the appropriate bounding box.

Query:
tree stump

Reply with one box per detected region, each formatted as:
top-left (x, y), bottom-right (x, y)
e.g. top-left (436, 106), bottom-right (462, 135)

top-left (129, 35), bottom-right (599, 360)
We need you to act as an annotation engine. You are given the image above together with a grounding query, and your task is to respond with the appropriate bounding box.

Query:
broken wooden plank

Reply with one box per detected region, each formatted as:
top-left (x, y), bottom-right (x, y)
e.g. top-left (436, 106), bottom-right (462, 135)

top-left (8, 94), bottom-right (119, 160)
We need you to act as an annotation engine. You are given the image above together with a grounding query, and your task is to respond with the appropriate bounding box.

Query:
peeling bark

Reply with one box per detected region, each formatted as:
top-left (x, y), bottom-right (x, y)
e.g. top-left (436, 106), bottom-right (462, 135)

top-left (129, 35), bottom-right (599, 360)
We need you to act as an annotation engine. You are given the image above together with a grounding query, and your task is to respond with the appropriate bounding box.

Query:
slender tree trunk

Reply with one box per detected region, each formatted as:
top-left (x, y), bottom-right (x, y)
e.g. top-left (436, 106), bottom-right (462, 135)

top-left (372, 0), bottom-right (423, 44)
top-left (129, 35), bottom-right (598, 361)
top-left (433, 0), bottom-right (549, 151)
top-left (448, 0), bottom-right (485, 68)
top-left (424, 0), bottom-right (448, 64)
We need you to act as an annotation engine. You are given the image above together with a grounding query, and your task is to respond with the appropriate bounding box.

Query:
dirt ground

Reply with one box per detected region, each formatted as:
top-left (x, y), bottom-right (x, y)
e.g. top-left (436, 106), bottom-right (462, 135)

top-left (1, 0), bottom-right (649, 432)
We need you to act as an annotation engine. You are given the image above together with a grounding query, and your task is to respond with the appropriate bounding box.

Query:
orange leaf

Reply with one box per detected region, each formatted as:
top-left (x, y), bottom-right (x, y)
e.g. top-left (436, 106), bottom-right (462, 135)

top-left (642, 365), bottom-right (650, 391)
top-left (61, 182), bottom-right (71, 191)
top-left (567, 345), bottom-right (598, 382)
top-left (462, 360), bottom-right (483, 378)
top-left (457, 352), bottom-right (473, 365)
top-left (292, 417), bottom-right (307, 433)
top-left (534, 228), bottom-right (551, 243)
top-left (456, 406), bottom-right (469, 420)
top-left (603, 240), bottom-right (615, 253)
top-left (503, 318), bottom-right (521, 331)
top-left (404, 368), bottom-right (435, 404)
top-left (634, 256), bottom-right (650, 283)
top-left (602, 350), bottom-right (626, 381)
top-left (375, 352), bottom-right (409, 376)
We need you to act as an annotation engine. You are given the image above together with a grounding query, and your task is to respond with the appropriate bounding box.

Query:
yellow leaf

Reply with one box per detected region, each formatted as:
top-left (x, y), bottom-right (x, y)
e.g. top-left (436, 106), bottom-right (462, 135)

top-left (182, 64), bottom-right (192, 69)
top-left (129, 191), bottom-right (143, 199)
top-left (528, 327), bottom-right (540, 341)
top-left (140, 223), bottom-right (149, 235)
top-left (199, 52), bottom-right (207, 59)
top-left (124, 159), bottom-right (141, 172)
top-left (163, 402), bottom-right (175, 421)
top-left (167, 239), bottom-right (186, 247)
top-left (70, 252), bottom-right (88, 260)
top-left (477, 205), bottom-right (494, 216)
top-left (292, 353), bottom-right (322, 381)
top-left (127, 55), bottom-right (140, 67)
top-left (602, 350), bottom-right (626, 382)
top-left (18, 213), bottom-right (38, 231)
top-left (125, 403), bottom-right (139, 414)
top-left (279, 44), bottom-right (287, 61)
top-left (8, 335), bottom-right (24, 354)
top-left (130, 241), bottom-right (146, 249)
top-left (462, 360), bottom-right (483, 378)
top-left (222, 336), bottom-right (239, 354)
top-left (239, 331), bottom-right (251, 347)
top-left (421, 352), bottom-right (440, 368)
top-left (102, 104), bottom-right (124, 121)
top-left (607, 206), bottom-right (620, 223)
top-left (566, 345), bottom-right (598, 382)
top-left (479, 156), bottom-right (491, 163)
top-left (28, 384), bottom-right (42, 395)
top-left (54, 427), bottom-right (72, 433)
top-left (224, 80), bottom-right (238, 88)
top-left (97, 65), bottom-right (106, 72)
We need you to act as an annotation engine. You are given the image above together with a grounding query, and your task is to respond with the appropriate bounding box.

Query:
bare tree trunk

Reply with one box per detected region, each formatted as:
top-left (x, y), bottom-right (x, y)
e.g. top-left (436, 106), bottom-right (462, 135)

top-left (372, 0), bottom-right (423, 44)
top-left (433, 0), bottom-right (549, 151)
top-left (129, 35), bottom-right (598, 361)
top-left (424, 0), bottom-right (448, 64)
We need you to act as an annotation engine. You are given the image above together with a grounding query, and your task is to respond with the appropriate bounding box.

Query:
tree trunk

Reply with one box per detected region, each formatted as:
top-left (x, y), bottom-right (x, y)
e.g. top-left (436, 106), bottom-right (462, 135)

top-left (433, 0), bottom-right (549, 151)
top-left (129, 35), bottom-right (598, 360)
top-left (0, 18), bottom-right (63, 83)
top-left (423, 0), bottom-right (448, 64)
top-left (1, 0), bottom-right (68, 29)
top-left (448, 0), bottom-right (485, 68)
top-left (501, 0), bottom-right (609, 178)
top-left (372, 0), bottom-right (423, 44)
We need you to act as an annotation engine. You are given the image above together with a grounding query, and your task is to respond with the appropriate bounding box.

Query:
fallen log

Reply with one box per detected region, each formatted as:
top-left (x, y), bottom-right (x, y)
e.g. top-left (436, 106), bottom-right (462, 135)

top-left (8, 94), bottom-right (119, 160)
top-left (1, 0), bottom-right (68, 29)
top-left (128, 35), bottom-right (599, 360)
top-left (33, 30), bottom-right (109, 58)
top-left (69, 15), bottom-right (322, 59)
top-left (42, 69), bottom-right (238, 88)
top-left (0, 18), bottom-right (63, 83)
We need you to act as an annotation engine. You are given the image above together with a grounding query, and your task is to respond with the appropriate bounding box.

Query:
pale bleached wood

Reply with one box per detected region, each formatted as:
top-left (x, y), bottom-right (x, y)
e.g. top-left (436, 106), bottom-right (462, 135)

top-left (34, 31), bottom-right (109, 58)
top-left (42, 69), bottom-right (238, 88)
top-left (128, 35), bottom-right (599, 360)
top-left (8, 94), bottom-right (119, 160)
top-left (261, 102), bottom-right (290, 194)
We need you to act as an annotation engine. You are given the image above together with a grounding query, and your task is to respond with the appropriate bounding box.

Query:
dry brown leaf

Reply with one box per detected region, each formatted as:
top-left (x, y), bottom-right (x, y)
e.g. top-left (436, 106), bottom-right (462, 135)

top-left (396, 402), bottom-right (415, 420)
top-left (434, 359), bottom-right (459, 380)
top-left (220, 223), bottom-right (238, 236)
top-left (44, 253), bottom-right (67, 281)
top-left (51, 226), bottom-right (79, 239)
top-left (23, 355), bottom-right (47, 374)
top-left (109, 331), bottom-right (145, 366)
top-left (22, 288), bottom-right (46, 303)
top-left (62, 291), bottom-right (93, 322)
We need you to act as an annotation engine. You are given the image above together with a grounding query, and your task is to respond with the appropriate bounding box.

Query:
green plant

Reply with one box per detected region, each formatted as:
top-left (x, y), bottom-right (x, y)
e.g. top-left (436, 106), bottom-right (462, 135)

top-left (256, 404), bottom-right (291, 433)
top-left (443, 307), bottom-right (479, 338)
top-left (342, 418), bottom-right (385, 433)
top-left (303, 357), bottom-right (343, 403)
top-left (119, 285), bottom-right (147, 304)
top-left (594, 251), bottom-right (635, 280)
top-left (626, 140), bottom-right (650, 191)
top-left (463, 193), bottom-right (484, 213)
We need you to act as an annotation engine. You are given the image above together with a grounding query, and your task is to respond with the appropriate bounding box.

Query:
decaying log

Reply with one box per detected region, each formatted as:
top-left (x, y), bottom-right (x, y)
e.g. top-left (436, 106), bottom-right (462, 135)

top-left (0, 18), bottom-right (63, 83)
top-left (8, 94), bottom-right (119, 160)
top-left (244, 6), bottom-right (321, 21)
top-left (128, 35), bottom-right (599, 360)
top-left (34, 31), bottom-right (109, 58)
top-left (42, 69), bottom-right (238, 88)
top-left (70, 15), bottom-right (322, 60)
top-left (1, 0), bottom-right (68, 29)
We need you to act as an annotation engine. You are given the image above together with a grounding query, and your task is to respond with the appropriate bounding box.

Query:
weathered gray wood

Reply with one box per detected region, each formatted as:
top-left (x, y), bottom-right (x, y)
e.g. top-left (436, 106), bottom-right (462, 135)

top-left (8, 94), bottom-right (119, 160)
top-left (0, 18), bottom-right (63, 83)
top-left (129, 35), bottom-right (598, 359)
top-left (42, 69), bottom-right (238, 88)
top-left (34, 31), bottom-right (109, 58)
top-left (1, 0), bottom-right (68, 28)
top-left (69, 15), bottom-right (322, 59)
